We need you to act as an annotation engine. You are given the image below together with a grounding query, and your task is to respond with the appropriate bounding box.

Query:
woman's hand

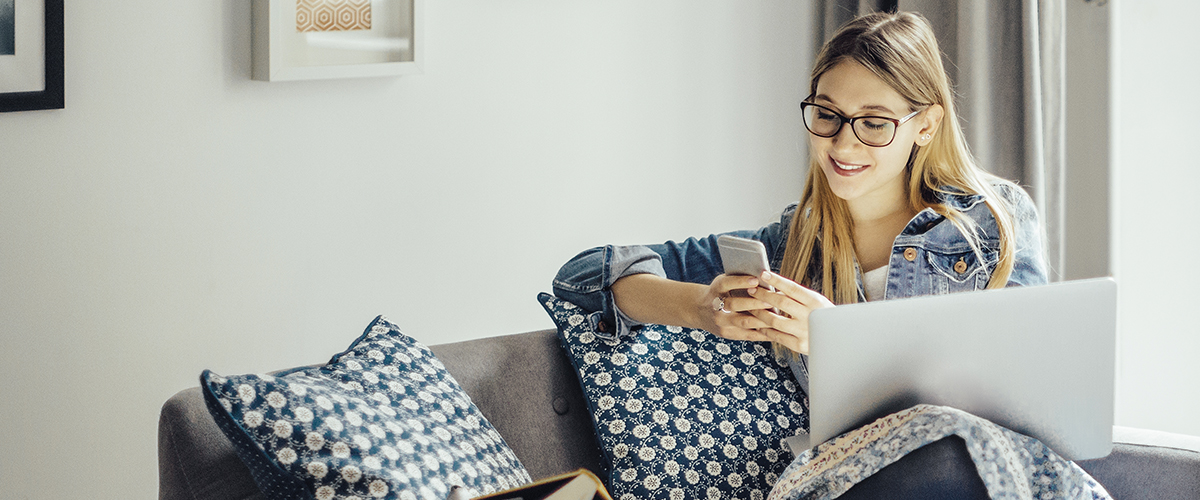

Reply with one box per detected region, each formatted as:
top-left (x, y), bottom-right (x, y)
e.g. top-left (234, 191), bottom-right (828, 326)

top-left (749, 271), bottom-right (835, 354)
top-left (702, 271), bottom-right (834, 354)
top-left (698, 274), bottom-right (776, 343)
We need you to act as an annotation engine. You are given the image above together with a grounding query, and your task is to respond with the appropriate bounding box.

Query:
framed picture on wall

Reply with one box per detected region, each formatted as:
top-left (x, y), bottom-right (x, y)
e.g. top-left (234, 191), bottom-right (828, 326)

top-left (0, 0), bottom-right (64, 112)
top-left (252, 0), bottom-right (422, 82)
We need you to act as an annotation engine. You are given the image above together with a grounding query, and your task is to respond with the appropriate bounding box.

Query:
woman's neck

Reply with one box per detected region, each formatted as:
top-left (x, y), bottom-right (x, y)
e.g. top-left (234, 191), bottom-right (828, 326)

top-left (847, 185), bottom-right (913, 227)
top-left (848, 192), bottom-right (919, 272)
top-left (850, 203), bottom-right (916, 229)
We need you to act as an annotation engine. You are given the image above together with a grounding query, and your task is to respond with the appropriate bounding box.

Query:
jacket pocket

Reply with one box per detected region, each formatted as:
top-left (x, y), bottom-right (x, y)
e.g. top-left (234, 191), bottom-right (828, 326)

top-left (925, 249), bottom-right (994, 293)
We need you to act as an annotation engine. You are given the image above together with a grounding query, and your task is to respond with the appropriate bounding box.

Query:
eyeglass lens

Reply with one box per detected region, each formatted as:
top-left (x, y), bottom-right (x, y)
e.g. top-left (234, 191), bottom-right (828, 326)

top-left (802, 104), bottom-right (897, 147)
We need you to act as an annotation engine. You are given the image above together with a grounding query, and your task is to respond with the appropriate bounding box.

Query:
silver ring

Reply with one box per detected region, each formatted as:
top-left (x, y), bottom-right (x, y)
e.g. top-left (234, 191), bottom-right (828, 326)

top-left (712, 296), bottom-right (729, 313)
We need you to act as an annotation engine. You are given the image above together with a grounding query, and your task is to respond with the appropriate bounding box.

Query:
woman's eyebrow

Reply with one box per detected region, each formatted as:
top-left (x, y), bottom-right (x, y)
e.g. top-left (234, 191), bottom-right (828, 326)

top-left (813, 94), bottom-right (897, 115)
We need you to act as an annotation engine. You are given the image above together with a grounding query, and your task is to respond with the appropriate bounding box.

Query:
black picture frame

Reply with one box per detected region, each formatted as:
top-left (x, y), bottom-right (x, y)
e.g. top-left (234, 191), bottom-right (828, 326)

top-left (0, 0), bottom-right (63, 113)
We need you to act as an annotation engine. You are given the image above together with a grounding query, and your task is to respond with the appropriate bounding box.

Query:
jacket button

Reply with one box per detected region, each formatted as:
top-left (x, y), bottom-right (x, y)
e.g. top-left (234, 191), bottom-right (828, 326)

top-left (954, 259), bottom-right (968, 274)
top-left (596, 320), bottom-right (608, 333)
top-left (903, 248), bottom-right (917, 261)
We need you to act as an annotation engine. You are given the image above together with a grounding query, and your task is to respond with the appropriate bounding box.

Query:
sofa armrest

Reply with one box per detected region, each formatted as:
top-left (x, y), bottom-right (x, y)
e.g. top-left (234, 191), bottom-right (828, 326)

top-left (158, 387), bottom-right (265, 500)
top-left (1076, 426), bottom-right (1200, 500)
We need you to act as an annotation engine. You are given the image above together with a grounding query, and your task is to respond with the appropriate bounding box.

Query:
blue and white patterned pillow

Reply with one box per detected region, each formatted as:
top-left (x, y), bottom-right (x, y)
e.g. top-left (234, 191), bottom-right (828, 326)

top-left (201, 316), bottom-right (532, 500)
top-left (539, 293), bottom-right (809, 500)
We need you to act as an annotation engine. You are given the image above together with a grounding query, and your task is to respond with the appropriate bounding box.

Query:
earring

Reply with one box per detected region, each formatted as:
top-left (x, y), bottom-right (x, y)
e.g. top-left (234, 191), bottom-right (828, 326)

top-left (921, 134), bottom-right (931, 141)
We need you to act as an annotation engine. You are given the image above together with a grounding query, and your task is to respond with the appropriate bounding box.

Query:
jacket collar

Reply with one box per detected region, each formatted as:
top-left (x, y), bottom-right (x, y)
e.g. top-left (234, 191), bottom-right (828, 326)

top-left (933, 186), bottom-right (986, 211)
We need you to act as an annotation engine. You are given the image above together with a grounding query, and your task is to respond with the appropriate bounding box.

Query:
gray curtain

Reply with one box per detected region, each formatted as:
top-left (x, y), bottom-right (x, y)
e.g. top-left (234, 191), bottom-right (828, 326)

top-left (812, 0), bottom-right (1066, 280)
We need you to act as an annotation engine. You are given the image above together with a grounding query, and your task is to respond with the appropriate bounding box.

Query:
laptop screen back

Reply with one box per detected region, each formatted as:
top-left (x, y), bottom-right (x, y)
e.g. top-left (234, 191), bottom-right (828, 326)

top-left (806, 278), bottom-right (1116, 461)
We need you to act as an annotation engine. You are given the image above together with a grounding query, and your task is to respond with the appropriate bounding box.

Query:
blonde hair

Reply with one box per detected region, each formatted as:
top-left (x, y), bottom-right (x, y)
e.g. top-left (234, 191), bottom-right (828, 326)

top-left (780, 11), bottom-right (1017, 307)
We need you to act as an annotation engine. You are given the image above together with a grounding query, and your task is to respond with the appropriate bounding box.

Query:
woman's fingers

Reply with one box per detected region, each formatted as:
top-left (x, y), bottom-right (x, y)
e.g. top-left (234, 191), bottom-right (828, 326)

top-left (712, 326), bottom-right (773, 343)
top-left (710, 273), bottom-right (761, 296)
top-left (759, 271), bottom-right (835, 308)
top-left (748, 288), bottom-right (811, 323)
top-left (710, 308), bottom-right (773, 342)
top-left (703, 272), bottom-right (830, 355)
top-left (762, 327), bottom-right (809, 354)
top-left (721, 295), bottom-right (774, 314)
top-left (745, 292), bottom-right (820, 355)
top-left (749, 272), bottom-right (834, 319)
top-left (713, 298), bottom-right (771, 326)
top-left (700, 274), bottom-right (762, 334)
top-left (703, 274), bottom-right (773, 322)
top-left (713, 306), bottom-right (807, 353)
top-left (748, 307), bottom-right (806, 333)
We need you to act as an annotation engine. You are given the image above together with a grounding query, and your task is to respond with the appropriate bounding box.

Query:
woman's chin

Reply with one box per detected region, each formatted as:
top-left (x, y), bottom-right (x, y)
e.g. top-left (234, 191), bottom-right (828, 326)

top-left (822, 170), bottom-right (866, 201)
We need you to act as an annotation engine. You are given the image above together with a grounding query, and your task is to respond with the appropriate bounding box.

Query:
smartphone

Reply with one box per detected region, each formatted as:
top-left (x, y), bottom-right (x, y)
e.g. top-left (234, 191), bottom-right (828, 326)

top-left (716, 235), bottom-right (776, 293)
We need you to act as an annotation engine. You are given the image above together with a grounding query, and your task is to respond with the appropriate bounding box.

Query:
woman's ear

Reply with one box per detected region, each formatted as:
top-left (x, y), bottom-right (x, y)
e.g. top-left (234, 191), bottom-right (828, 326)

top-left (916, 104), bottom-right (944, 146)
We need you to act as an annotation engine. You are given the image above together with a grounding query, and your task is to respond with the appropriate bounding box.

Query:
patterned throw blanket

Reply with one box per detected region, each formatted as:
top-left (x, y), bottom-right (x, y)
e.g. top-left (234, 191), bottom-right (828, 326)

top-left (768, 405), bottom-right (1112, 500)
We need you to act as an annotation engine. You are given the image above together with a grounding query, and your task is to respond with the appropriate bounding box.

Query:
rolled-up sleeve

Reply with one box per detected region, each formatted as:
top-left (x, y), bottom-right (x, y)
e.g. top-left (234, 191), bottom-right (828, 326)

top-left (552, 204), bottom-right (797, 339)
top-left (552, 244), bottom-right (667, 339)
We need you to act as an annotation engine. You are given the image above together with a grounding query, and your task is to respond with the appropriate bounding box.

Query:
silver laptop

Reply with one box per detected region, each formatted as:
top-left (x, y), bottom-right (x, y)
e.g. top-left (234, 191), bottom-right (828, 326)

top-left (795, 277), bottom-right (1115, 461)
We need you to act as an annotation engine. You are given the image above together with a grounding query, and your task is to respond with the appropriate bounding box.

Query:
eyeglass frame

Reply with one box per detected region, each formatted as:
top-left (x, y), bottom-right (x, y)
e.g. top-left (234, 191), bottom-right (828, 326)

top-left (799, 100), bottom-right (925, 148)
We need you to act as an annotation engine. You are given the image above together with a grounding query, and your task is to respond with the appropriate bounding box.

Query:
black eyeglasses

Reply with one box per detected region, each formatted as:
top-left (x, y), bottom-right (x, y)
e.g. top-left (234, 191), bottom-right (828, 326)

top-left (800, 101), bottom-right (922, 147)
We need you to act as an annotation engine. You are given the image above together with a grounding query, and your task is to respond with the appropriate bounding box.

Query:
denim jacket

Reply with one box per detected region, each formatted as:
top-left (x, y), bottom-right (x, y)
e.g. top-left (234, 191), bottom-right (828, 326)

top-left (552, 181), bottom-right (1049, 394)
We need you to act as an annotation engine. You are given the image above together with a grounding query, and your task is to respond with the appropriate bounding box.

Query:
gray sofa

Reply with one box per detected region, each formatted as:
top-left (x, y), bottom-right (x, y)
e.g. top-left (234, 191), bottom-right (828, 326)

top-left (159, 328), bottom-right (1200, 500)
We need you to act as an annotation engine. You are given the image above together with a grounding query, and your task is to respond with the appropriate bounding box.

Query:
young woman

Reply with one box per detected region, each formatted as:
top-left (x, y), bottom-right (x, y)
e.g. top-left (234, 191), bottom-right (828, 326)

top-left (551, 12), bottom-right (1115, 498)
top-left (553, 11), bottom-right (1047, 393)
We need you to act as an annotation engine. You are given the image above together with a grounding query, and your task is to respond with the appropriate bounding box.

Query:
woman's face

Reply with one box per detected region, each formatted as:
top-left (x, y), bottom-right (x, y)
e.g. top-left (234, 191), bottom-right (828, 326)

top-left (808, 60), bottom-right (938, 214)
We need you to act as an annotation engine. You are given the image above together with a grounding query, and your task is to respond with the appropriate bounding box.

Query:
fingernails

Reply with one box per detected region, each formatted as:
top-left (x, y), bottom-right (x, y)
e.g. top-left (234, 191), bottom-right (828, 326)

top-left (748, 278), bottom-right (759, 288)
top-left (760, 271), bottom-right (771, 281)
top-left (747, 287), bottom-right (757, 295)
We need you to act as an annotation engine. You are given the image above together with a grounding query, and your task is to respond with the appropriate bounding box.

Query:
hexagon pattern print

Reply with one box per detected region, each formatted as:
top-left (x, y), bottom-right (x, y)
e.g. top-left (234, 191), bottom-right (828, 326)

top-left (297, 0), bottom-right (371, 33)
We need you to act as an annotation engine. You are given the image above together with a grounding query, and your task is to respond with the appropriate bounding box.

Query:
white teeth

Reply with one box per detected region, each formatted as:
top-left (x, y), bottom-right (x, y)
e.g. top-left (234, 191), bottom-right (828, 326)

top-left (834, 160), bottom-right (865, 171)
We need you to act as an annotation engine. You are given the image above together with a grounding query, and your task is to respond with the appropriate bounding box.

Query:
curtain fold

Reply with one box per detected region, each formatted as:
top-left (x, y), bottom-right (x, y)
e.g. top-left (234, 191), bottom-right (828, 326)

top-left (812, 0), bottom-right (1066, 280)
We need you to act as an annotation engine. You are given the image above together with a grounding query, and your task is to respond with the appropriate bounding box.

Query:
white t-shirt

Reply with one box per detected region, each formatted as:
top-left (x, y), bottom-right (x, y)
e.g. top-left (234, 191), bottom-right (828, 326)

top-left (863, 265), bottom-right (889, 301)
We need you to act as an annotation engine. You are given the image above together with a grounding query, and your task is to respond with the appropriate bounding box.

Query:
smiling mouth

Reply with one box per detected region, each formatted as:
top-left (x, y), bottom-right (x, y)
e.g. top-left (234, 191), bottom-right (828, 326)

top-left (831, 157), bottom-right (869, 176)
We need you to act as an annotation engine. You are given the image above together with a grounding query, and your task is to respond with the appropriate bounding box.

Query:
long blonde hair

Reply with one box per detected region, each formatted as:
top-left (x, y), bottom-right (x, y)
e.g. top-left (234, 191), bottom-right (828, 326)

top-left (780, 11), bottom-right (1017, 306)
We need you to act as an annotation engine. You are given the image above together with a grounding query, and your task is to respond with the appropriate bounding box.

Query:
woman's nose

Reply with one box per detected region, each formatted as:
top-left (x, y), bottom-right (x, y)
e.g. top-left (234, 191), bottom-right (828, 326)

top-left (831, 122), bottom-right (860, 151)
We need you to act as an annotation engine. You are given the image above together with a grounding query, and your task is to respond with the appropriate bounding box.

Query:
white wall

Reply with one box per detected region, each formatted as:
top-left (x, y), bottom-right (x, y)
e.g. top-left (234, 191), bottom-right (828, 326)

top-left (1113, 0), bottom-right (1200, 437)
top-left (0, 2), bottom-right (813, 497)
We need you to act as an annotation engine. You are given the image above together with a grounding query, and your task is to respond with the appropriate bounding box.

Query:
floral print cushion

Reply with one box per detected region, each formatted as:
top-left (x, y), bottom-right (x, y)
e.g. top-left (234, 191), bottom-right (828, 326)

top-left (201, 316), bottom-right (531, 500)
top-left (540, 293), bottom-right (809, 500)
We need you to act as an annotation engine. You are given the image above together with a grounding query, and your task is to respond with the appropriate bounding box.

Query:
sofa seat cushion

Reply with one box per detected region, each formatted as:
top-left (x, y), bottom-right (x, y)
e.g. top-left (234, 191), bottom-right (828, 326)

top-left (540, 293), bottom-right (808, 500)
top-left (200, 316), bottom-right (532, 500)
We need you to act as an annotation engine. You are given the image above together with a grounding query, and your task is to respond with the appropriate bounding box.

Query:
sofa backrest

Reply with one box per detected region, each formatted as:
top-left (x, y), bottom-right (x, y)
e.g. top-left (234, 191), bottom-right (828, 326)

top-left (158, 329), bottom-right (603, 500)
top-left (430, 329), bottom-right (604, 481)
